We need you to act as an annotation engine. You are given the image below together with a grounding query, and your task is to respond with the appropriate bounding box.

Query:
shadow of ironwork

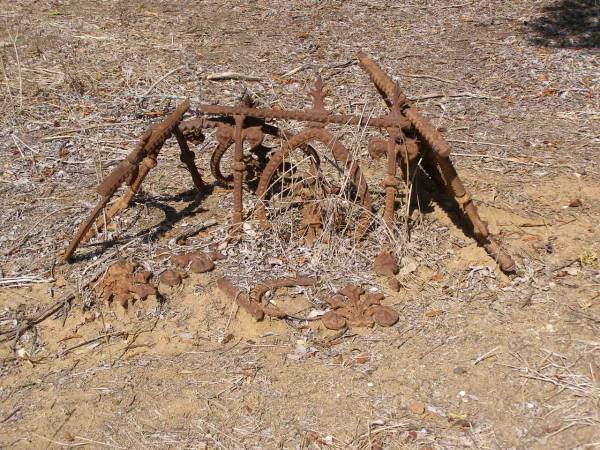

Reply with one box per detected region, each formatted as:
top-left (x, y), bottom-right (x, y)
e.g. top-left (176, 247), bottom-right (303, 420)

top-left (526, 0), bottom-right (599, 48)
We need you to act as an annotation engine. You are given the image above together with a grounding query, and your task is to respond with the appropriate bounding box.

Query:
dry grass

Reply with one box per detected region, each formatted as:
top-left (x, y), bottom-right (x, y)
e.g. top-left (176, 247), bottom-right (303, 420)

top-left (1, 0), bottom-right (599, 449)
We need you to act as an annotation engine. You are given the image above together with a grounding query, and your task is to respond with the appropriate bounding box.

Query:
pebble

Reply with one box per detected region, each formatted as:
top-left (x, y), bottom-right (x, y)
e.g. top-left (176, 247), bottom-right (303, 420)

top-left (387, 277), bottom-right (401, 292)
top-left (408, 400), bottom-right (425, 415)
top-left (453, 367), bottom-right (467, 375)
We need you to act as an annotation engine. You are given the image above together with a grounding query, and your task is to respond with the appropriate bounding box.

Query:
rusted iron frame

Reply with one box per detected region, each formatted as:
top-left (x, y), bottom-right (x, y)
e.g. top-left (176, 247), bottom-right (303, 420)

top-left (254, 127), bottom-right (374, 239)
top-left (64, 101), bottom-right (191, 261)
top-left (232, 114), bottom-right (245, 226)
top-left (198, 104), bottom-right (411, 130)
top-left (64, 51), bottom-right (515, 273)
top-left (381, 85), bottom-right (407, 229)
top-left (357, 53), bottom-right (515, 273)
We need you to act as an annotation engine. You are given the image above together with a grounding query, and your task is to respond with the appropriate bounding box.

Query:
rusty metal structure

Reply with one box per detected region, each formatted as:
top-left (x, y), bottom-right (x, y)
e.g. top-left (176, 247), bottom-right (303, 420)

top-left (63, 52), bottom-right (515, 273)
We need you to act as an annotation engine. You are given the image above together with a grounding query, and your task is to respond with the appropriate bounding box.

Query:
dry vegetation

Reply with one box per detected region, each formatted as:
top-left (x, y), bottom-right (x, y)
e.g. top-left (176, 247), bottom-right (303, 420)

top-left (1, 1), bottom-right (599, 449)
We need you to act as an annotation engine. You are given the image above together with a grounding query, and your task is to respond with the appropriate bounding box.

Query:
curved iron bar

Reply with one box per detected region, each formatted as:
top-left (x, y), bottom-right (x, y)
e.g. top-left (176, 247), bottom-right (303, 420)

top-left (255, 127), bottom-right (373, 238)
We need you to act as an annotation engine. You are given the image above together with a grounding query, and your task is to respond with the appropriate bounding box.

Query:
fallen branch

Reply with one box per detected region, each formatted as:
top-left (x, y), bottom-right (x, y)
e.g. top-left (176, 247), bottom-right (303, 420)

top-left (168, 218), bottom-right (218, 245)
top-left (139, 65), bottom-right (185, 100)
top-left (0, 276), bottom-right (55, 287)
top-left (206, 72), bottom-right (262, 82)
top-left (60, 331), bottom-right (126, 356)
top-left (473, 346), bottom-right (500, 365)
top-left (411, 91), bottom-right (499, 101)
top-left (452, 152), bottom-right (550, 166)
top-left (0, 293), bottom-right (74, 343)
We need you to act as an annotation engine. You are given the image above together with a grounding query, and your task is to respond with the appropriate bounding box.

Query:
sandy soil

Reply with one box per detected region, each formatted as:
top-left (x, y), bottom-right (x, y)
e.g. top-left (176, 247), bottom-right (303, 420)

top-left (1, 1), bottom-right (599, 449)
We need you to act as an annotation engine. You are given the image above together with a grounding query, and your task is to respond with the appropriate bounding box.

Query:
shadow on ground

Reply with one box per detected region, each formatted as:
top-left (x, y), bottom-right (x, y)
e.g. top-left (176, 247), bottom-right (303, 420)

top-left (526, 0), bottom-right (600, 48)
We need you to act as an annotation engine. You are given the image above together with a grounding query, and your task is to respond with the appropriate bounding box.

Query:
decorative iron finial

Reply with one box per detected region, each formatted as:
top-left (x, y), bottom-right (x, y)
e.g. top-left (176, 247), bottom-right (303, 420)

top-left (309, 75), bottom-right (328, 112)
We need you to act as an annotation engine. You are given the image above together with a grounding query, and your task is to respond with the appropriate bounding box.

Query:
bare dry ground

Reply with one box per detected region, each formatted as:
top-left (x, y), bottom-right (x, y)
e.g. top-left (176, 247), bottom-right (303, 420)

top-left (1, 1), bottom-right (599, 449)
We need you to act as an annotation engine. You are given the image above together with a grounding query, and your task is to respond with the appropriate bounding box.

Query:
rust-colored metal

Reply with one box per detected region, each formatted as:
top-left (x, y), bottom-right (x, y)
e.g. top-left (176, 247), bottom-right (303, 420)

top-left (63, 52), bottom-right (514, 274)
top-left (357, 52), bottom-right (451, 158)
top-left (216, 276), bottom-right (316, 320)
top-left (217, 277), bottom-right (265, 320)
top-left (255, 126), bottom-right (373, 237)
top-left (198, 104), bottom-right (411, 130)
top-left (322, 284), bottom-right (399, 330)
top-left (250, 276), bottom-right (317, 318)
top-left (357, 52), bottom-right (515, 273)
top-left (96, 260), bottom-right (158, 308)
top-left (64, 100), bottom-right (191, 261)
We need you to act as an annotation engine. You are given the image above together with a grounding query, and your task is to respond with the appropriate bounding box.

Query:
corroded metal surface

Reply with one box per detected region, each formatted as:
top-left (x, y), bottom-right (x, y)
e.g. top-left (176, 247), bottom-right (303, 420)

top-left (64, 101), bottom-right (191, 261)
top-left (217, 276), bottom-right (316, 320)
top-left (357, 53), bottom-right (515, 273)
top-left (62, 52), bottom-right (514, 273)
top-left (322, 284), bottom-right (400, 330)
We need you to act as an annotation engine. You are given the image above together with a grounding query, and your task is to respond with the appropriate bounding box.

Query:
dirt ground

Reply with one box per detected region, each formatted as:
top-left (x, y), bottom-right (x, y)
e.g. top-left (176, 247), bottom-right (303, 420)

top-left (1, 1), bottom-right (599, 449)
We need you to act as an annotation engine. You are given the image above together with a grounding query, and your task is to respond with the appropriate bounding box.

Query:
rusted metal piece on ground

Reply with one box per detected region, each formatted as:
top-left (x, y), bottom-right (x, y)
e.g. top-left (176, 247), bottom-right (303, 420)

top-left (216, 277), bottom-right (317, 321)
top-left (64, 101), bottom-right (192, 261)
top-left (159, 270), bottom-right (183, 287)
top-left (216, 277), bottom-right (264, 320)
top-left (190, 253), bottom-right (215, 273)
top-left (255, 126), bottom-right (373, 237)
top-left (357, 52), bottom-right (515, 273)
top-left (357, 52), bottom-right (451, 158)
top-left (96, 260), bottom-right (158, 308)
top-left (250, 276), bottom-right (317, 318)
top-left (63, 52), bottom-right (514, 273)
top-left (322, 284), bottom-right (399, 330)
top-left (373, 251), bottom-right (399, 277)
top-left (169, 252), bottom-right (215, 273)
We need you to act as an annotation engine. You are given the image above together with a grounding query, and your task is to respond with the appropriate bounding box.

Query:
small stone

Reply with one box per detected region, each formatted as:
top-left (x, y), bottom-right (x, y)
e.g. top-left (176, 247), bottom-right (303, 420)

top-left (388, 277), bottom-right (401, 292)
top-left (354, 352), bottom-right (370, 364)
top-left (159, 270), bottom-right (182, 287)
top-left (425, 309), bottom-right (443, 318)
top-left (542, 421), bottom-right (562, 434)
top-left (63, 431), bottom-right (75, 442)
top-left (171, 254), bottom-right (191, 268)
top-left (221, 333), bottom-right (234, 345)
top-left (322, 311), bottom-right (346, 330)
top-left (408, 400), bottom-right (425, 415)
top-left (374, 251), bottom-right (399, 277)
top-left (453, 367), bottom-right (467, 375)
top-left (371, 306), bottom-right (399, 327)
top-left (568, 198), bottom-right (582, 208)
top-left (131, 271), bottom-right (152, 283)
top-left (190, 255), bottom-right (215, 273)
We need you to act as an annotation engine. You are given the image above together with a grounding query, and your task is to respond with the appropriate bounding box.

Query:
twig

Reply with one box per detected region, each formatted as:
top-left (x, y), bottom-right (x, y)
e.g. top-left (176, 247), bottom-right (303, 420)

top-left (60, 331), bottom-right (126, 356)
top-left (452, 152), bottom-right (549, 166)
top-left (410, 91), bottom-right (499, 101)
top-left (473, 346), bottom-right (499, 365)
top-left (44, 408), bottom-right (76, 450)
top-left (139, 65), bottom-right (185, 100)
top-left (0, 277), bottom-right (55, 287)
top-left (168, 218), bottom-right (218, 245)
top-left (447, 139), bottom-right (509, 147)
top-left (8, 29), bottom-right (22, 108)
top-left (1, 407), bottom-right (20, 423)
top-left (0, 293), bottom-right (75, 343)
top-left (206, 72), bottom-right (262, 82)
top-left (280, 59), bottom-right (356, 78)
